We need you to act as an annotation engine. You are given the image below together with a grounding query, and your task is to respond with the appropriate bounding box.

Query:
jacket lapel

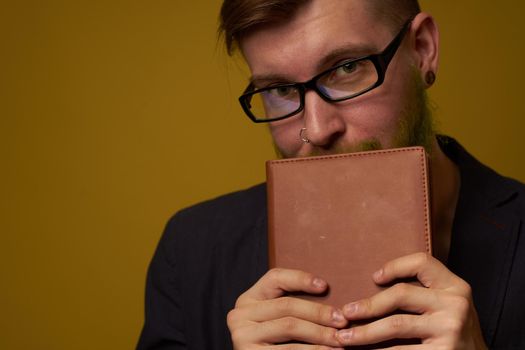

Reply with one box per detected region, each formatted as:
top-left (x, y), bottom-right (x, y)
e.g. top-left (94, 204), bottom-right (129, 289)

top-left (448, 194), bottom-right (520, 346)
top-left (444, 137), bottom-right (521, 346)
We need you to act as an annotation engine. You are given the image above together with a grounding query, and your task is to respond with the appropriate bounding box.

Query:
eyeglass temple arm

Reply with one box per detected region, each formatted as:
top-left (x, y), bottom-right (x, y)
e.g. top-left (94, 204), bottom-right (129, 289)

top-left (378, 19), bottom-right (413, 69)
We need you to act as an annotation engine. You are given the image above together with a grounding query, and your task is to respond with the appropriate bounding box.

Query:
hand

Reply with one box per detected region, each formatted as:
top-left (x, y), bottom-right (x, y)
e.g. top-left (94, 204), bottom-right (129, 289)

top-left (227, 268), bottom-right (348, 349)
top-left (335, 253), bottom-right (488, 349)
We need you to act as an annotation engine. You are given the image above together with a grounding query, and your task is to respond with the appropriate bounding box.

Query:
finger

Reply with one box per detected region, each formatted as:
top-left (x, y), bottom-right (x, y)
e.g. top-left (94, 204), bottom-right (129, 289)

top-left (250, 317), bottom-right (343, 347)
top-left (336, 313), bottom-right (430, 346)
top-left (238, 268), bottom-right (327, 305)
top-left (245, 344), bottom-right (344, 350)
top-left (230, 296), bottom-right (347, 328)
top-left (272, 346), bottom-right (343, 350)
top-left (342, 283), bottom-right (439, 320)
top-left (373, 252), bottom-right (467, 291)
top-left (375, 346), bottom-right (427, 350)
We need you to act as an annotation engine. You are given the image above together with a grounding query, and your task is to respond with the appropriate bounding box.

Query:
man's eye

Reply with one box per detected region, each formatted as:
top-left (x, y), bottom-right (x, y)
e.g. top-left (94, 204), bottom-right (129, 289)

top-left (336, 62), bottom-right (358, 75)
top-left (270, 86), bottom-right (295, 97)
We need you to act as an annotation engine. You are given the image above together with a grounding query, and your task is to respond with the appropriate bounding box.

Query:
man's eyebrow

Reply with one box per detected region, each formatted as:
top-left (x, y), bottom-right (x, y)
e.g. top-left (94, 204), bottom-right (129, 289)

top-left (249, 43), bottom-right (379, 85)
top-left (316, 44), bottom-right (378, 71)
top-left (250, 74), bottom-right (294, 86)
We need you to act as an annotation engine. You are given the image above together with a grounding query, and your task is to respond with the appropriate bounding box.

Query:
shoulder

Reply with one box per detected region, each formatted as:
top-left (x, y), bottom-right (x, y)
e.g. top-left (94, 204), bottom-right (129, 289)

top-left (177, 182), bottom-right (266, 220)
top-left (158, 183), bottom-right (267, 264)
top-left (170, 182), bottom-right (266, 234)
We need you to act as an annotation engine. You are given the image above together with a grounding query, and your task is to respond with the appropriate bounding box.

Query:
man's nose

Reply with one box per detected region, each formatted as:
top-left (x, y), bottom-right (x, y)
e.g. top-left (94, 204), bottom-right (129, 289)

top-left (302, 91), bottom-right (346, 147)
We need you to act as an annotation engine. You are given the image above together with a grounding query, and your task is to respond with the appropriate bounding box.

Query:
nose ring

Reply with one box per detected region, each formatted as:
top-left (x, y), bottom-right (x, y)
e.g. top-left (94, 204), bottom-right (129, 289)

top-left (300, 128), bottom-right (310, 143)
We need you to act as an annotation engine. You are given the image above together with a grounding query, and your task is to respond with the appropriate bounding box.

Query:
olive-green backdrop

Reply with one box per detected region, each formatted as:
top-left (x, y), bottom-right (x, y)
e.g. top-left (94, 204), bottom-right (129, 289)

top-left (1, 1), bottom-right (524, 349)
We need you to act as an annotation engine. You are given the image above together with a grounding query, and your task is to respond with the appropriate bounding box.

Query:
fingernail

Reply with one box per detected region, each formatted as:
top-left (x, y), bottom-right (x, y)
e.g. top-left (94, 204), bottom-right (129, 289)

top-left (312, 277), bottom-right (326, 289)
top-left (344, 302), bottom-right (358, 315)
top-left (332, 309), bottom-right (344, 322)
top-left (337, 329), bottom-right (353, 342)
top-left (373, 268), bottom-right (384, 280)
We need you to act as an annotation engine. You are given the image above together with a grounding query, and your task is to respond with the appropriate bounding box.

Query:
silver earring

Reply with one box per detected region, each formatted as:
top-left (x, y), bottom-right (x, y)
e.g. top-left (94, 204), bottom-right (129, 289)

top-left (300, 128), bottom-right (310, 143)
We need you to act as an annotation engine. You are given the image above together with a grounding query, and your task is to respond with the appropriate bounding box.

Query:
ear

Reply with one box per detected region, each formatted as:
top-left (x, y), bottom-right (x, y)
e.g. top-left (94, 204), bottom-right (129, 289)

top-left (409, 13), bottom-right (440, 87)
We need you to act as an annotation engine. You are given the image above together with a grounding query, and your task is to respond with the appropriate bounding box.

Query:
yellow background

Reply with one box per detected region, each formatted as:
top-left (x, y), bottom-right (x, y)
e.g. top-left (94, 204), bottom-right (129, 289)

top-left (1, 1), bottom-right (524, 349)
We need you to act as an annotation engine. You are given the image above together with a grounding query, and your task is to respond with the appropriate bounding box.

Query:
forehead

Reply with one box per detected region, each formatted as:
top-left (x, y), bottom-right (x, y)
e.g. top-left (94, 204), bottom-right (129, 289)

top-left (240, 0), bottom-right (392, 82)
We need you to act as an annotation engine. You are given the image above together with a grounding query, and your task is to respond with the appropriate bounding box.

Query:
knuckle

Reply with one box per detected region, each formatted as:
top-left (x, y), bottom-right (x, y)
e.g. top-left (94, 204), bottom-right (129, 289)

top-left (450, 295), bottom-right (470, 316)
top-left (393, 282), bottom-right (409, 294)
top-left (414, 252), bottom-right (432, 266)
top-left (266, 268), bottom-right (314, 288)
top-left (317, 304), bottom-right (333, 322)
top-left (226, 309), bottom-right (237, 327)
top-left (444, 317), bottom-right (463, 337)
top-left (229, 325), bottom-right (248, 345)
top-left (359, 297), bottom-right (373, 314)
top-left (267, 267), bottom-right (284, 284)
top-left (317, 324), bottom-right (337, 343)
top-left (234, 294), bottom-right (248, 308)
top-left (389, 314), bottom-right (408, 331)
top-left (275, 296), bottom-right (294, 314)
top-left (280, 316), bottom-right (299, 333)
top-left (351, 325), bottom-right (367, 341)
top-left (458, 280), bottom-right (473, 297)
top-left (392, 282), bottom-right (410, 300)
top-left (442, 303), bottom-right (468, 335)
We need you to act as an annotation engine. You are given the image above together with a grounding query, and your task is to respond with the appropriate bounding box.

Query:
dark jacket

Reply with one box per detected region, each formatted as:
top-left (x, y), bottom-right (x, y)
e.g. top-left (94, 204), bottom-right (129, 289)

top-left (137, 138), bottom-right (525, 349)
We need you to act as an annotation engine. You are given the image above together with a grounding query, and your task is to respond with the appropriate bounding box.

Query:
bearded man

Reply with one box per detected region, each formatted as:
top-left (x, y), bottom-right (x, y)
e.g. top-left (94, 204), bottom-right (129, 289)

top-left (137, 1), bottom-right (525, 349)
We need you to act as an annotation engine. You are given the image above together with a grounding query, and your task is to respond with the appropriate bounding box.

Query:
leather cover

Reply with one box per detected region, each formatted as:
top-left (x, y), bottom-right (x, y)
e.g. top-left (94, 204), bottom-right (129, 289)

top-left (266, 147), bottom-right (432, 308)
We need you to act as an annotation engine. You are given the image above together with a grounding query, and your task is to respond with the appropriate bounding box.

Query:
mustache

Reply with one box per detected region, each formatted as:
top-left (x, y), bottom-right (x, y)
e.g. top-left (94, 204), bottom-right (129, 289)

top-left (305, 139), bottom-right (383, 157)
top-left (274, 138), bottom-right (383, 159)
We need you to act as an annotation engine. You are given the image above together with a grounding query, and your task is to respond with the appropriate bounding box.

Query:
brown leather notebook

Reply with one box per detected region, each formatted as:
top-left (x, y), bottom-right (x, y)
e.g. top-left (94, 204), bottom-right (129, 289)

top-left (266, 147), bottom-right (432, 308)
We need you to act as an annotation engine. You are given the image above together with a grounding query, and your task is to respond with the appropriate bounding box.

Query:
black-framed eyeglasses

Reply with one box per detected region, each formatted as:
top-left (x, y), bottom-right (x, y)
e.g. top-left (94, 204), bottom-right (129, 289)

top-left (238, 19), bottom-right (413, 123)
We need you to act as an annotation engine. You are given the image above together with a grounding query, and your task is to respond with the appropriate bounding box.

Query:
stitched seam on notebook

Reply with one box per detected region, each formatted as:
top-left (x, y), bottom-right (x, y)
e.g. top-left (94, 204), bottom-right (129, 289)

top-left (267, 147), bottom-right (422, 165)
top-left (419, 150), bottom-right (432, 254)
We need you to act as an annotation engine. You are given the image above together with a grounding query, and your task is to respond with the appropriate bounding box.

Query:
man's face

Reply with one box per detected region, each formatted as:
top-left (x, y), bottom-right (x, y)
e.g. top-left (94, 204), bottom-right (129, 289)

top-left (240, 0), bottom-right (432, 158)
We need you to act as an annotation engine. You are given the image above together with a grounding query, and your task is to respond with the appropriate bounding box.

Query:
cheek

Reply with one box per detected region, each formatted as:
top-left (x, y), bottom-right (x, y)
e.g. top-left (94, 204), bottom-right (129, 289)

top-left (337, 96), bottom-right (406, 145)
top-left (268, 116), bottom-right (304, 155)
